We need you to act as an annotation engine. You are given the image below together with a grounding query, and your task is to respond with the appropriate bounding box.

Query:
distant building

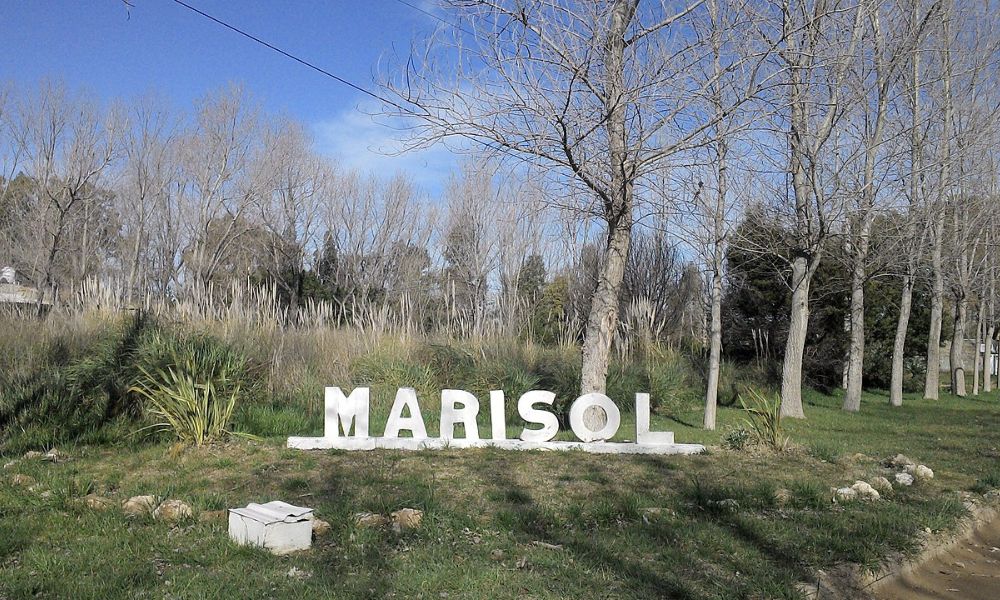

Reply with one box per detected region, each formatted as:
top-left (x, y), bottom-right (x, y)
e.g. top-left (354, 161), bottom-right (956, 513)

top-left (0, 267), bottom-right (44, 306)
top-left (941, 338), bottom-right (998, 377)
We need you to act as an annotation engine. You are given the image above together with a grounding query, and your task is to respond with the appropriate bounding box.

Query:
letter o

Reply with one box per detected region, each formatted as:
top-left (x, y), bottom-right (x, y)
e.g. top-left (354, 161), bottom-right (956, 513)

top-left (569, 393), bottom-right (620, 442)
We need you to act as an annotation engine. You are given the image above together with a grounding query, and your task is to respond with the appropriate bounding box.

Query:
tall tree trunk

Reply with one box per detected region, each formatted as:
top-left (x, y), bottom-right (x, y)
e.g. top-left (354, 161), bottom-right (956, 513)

top-left (781, 255), bottom-right (812, 418)
top-left (704, 263), bottom-right (723, 430)
top-left (580, 0), bottom-right (636, 431)
top-left (974, 302), bottom-right (984, 395)
top-left (924, 215), bottom-right (945, 399)
top-left (893, 2), bottom-right (922, 408)
top-left (580, 213), bottom-right (632, 401)
top-left (951, 294), bottom-right (967, 396)
top-left (987, 327), bottom-right (997, 393)
top-left (926, 9), bottom-right (953, 400)
top-left (844, 223), bottom-right (872, 412)
top-left (890, 272), bottom-right (914, 407)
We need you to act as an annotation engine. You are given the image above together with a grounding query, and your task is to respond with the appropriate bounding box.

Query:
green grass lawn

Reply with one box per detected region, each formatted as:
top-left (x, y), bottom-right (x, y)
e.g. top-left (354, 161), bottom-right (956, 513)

top-left (2, 387), bottom-right (999, 599)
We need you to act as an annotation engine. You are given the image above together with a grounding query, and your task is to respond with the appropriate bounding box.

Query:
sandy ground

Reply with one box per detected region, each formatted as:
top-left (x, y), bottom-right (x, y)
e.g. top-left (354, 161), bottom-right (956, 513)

top-left (875, 517), bottom-right (1000, 600)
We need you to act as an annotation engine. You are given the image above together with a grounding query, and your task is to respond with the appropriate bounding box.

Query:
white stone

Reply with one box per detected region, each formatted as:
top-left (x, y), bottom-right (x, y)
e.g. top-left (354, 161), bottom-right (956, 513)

top-left (154, 499), bottom-right (192, 522)
top-left (869, 477), bottom-right (893, 493)
top-left (568, 393), bottom-right (620, 442)
top-left (890, 454), bottom-right (915, 468)
top-left (834, 487), bottom-right (857, 502)
top-left (850, 481), bottom-right (880, 501)
top-left (895, 472), bottom-right (915, 486)
top-left (913, 465), bottom-right (934, 481)
top-left (229, 501), bottom-right (313, 555)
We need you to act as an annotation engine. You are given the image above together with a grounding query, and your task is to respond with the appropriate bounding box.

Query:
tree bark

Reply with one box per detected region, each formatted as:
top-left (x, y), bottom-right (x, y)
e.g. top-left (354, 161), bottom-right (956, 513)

top-left (951, 294), bottom-right (967, 396)
top-left (704, 263), bottom-right (723, 430)
top-left (890, 272), bottom-right (914, 406)
top-left (780, 255), bottom-right (811, 418)
top-left (924, 214), bottom-right (945, 399)
top-left (844, 224), bottom-right (871, 412)
top-left (974, 302), bottom-right (984, 395)
top-left (987, 326), bottom-right (997, 393)
top-left (580, 212), bottom-right (632, 423)
top-left (580, 0), bottom-right (637, 433)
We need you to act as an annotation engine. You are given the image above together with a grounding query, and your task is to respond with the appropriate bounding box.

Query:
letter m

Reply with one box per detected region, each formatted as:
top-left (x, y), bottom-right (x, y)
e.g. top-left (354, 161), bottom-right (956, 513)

top-left (325, 387), bottom-right (370, 438)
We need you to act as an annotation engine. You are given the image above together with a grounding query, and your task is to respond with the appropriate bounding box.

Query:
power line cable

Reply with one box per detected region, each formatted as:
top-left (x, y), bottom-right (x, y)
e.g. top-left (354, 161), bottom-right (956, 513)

top-left (169, 0), bottom-right (401, 108)
top-left (167, 0), bottom-right (529, 167)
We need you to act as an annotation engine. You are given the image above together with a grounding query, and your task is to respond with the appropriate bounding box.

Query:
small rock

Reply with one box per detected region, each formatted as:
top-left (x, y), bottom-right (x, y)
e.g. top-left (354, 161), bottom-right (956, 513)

top-left (3, 460), bottom-right (17, 470)
top-left (774, 488), bottom-right (793, 506)
top-left (851, 481), bottom-right (881, 502)
top-left (42, 449), bottom-right (65, 463)
top-left (895, 472), bottom-right (915, 487)
top-left (390, 508), bottom-right (424, 532)
top-left (354, 512), bottom-right (389, 529)
top-left (83, 494), bottom-right (115, 511)
top-left (40, 490), bottom-right (52, 499)
top-left (869, 477), bottom-right (893, 493)
top-left (490, 549), bottom-right (506, 561)
top-left (10, 474), bottom-right (35, 487)
top-left (153, 499), bottom-right (192, 522)
top-left (22, 451), bottom-right (42, 460)
top-left (834, 487), bottom-right (858, 503)
top-left (985, 489), bottom-right (1000, 501)
top-left (889, 454), bottom-right (915, 468)
top-left (198, 510), bottom-right (227, 523)
top-left (122, 495), bottom-right (158, 517)
top-left (286, 566), bottom-right (311, 580)
top-left (714, 498), bottom-right (739, 511)
top-left (312, 518), bottom-right (331, 536)
top-left (913, 465), bottom-right (934, 481)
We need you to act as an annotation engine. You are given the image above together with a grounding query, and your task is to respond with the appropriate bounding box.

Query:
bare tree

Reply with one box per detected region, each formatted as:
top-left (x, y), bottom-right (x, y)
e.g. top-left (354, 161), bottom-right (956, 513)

top-left (767, 0), bottom-right (865, 418)
top-left (255, 118), bottom-right (329, 314)
top-left (119, 94), bottom-right (179, 303)
top-left (177, 85), bottom-right (261, 293)
top-left (842, 0), bottom-right (933, 412)
top-left (380, 0), bottom-right (768, 408)
top-left (8, 81), bottom-right (120, 310)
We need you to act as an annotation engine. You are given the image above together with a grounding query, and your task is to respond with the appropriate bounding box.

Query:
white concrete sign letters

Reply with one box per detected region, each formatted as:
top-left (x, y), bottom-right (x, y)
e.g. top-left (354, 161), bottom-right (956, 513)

top-left (288, 387), bottom-right (704, 455)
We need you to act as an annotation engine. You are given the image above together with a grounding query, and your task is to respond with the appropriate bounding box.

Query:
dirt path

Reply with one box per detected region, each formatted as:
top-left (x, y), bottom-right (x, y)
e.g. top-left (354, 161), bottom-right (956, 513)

top-left (875, 517), bottom-right (1000, 599)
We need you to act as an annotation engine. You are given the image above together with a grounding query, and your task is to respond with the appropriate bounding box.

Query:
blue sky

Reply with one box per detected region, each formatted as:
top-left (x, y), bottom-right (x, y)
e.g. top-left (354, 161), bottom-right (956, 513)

top-left (1, 0), bottom-right (459, 194)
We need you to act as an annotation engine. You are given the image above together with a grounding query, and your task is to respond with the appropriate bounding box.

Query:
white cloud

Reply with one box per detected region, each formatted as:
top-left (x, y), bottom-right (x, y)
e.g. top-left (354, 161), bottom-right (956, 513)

top-left (312, 105), bottom-right (460, 197)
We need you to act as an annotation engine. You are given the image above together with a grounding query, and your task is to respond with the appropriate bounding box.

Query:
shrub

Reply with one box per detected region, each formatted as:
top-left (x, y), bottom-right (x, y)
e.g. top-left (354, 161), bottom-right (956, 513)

top-left (738, 387), bottom-right (789, 451)
top-left (0, 313), bottom-right (150, 452)
top-left (130, 338), bottom-right (248, 447)
top-left (721, 424), bottom-right (753, 451)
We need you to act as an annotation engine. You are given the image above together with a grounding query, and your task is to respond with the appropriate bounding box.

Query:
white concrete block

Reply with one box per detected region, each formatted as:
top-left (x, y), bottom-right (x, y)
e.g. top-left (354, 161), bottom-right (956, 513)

top-left (229, 501), bottom-right (314, 555)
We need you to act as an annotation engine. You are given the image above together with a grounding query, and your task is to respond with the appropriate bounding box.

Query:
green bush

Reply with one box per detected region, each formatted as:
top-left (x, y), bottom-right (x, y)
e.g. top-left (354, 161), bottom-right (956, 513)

top-left (738, 387), bottom-right (789, 451)
top-left (130, 341), bottom-right (246, 446)
top-left (0, 313), bottom-right (150, 452)
top-left (721, 424), bottom-right (753, 451)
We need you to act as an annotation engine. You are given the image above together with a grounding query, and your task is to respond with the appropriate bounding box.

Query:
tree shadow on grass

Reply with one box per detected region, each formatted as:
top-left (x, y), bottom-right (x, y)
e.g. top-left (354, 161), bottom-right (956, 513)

top-left (480, 458), bottom-right (707, 599)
